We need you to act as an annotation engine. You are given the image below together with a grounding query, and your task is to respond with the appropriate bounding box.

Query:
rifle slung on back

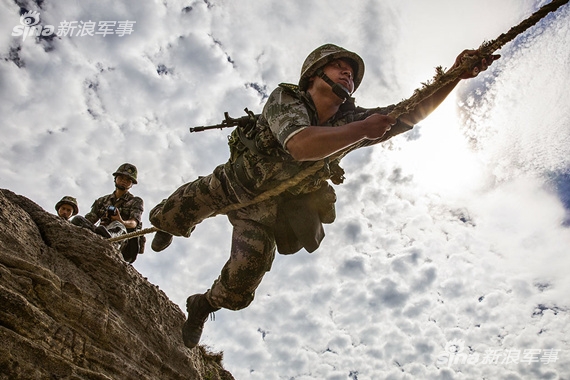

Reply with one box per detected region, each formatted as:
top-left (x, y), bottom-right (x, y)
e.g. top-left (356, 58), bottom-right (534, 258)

top-left (189, 108), bottom-right (259, 133)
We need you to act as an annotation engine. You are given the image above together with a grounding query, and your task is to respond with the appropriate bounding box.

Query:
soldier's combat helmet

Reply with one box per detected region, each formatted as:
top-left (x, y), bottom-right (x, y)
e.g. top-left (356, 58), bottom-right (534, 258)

top-left (113, 163), bottom-right (138, 184)
top-left (299, 44), bottom-right (365, 92)
top-left (55, 196), bottom-right (79, 216)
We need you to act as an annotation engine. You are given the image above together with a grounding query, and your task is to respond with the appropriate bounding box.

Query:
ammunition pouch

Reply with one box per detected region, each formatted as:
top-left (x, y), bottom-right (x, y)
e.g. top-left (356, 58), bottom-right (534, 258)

top-left (139, 234), bottom-right (146, 254)
top-left (274, 182), bottom-right (336, 255)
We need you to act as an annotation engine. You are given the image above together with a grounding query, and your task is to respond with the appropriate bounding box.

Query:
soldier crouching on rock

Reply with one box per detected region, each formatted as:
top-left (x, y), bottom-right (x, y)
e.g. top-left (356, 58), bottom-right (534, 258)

top-left (71, 163), bottom-right (145, 264)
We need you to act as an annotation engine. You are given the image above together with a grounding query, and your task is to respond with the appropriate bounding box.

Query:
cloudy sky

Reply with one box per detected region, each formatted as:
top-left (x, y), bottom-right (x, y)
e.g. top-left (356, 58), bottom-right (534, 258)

top-left (2, 0), bottom-right (569, 378)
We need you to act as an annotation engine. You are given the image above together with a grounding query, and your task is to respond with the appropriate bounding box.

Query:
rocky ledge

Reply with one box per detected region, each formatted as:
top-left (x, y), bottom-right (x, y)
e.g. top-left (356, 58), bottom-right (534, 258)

top-left (0, 189), bottom-right (234, 380)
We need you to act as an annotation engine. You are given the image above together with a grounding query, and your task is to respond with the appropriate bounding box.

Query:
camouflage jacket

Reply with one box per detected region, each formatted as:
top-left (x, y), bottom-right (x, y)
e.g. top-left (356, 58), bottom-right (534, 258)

top-left (227, 83), bottom-right (413, 196)
top-left (85, 191), bottom-right (144, 231)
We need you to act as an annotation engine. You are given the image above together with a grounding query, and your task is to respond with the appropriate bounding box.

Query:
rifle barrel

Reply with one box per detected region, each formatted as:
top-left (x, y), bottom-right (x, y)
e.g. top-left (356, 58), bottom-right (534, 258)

top-left (189, 124), bottom-right (233, 133)
top-left (189, 108), bottom-right (260, 133)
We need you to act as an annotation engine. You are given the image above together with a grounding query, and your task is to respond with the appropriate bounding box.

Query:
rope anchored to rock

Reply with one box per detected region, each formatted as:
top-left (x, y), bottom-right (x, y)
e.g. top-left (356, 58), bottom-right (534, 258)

top-left (109, 0), bottom-right (569, 244)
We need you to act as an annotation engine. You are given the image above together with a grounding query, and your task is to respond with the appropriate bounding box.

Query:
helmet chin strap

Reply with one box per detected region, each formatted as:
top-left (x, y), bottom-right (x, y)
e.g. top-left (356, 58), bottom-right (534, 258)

top-left (315, 68), bottom-right (352, 102)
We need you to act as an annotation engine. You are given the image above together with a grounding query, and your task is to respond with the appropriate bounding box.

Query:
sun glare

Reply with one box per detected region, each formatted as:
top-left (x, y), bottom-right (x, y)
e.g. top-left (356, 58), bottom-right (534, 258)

top-left (396, 99), bottom-right (486, 198)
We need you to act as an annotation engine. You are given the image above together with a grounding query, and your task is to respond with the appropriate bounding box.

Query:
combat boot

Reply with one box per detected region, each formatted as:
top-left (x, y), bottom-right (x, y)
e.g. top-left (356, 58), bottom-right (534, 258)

top-left (151, 230), bottom-right (173, 252)
top-left (182, 293), bottom-right (220, 349)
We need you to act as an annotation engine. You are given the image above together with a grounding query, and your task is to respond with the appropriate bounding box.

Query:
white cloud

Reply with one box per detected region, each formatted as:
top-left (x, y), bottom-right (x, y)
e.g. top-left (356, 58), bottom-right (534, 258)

top-left (1, 0), bottom-right (569, 378)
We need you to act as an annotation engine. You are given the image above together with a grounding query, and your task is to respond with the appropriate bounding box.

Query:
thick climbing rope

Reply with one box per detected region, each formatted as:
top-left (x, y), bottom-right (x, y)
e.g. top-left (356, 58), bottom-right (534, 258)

top-left (109, 0), bottom-right (569, 244)
top-left (389, 0), bottom-right (569, 120)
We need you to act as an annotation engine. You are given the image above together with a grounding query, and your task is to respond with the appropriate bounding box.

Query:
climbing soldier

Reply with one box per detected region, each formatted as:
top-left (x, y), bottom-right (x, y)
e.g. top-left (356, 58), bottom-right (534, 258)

top-left (149, 44), bottom-right (499, 349)
top-left (55, 196), bottom-right (79, 221)
top-left (72, 163), bottom-right (145, 263)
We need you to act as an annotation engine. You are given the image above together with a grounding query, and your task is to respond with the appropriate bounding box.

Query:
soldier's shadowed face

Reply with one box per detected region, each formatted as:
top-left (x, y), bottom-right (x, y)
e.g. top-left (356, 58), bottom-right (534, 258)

top-left (57, 204), bottom-right (75, 220)
top-left (115, 174), bottom-right (133, 191)
top-left (322, 59), bottom-right (355, 94)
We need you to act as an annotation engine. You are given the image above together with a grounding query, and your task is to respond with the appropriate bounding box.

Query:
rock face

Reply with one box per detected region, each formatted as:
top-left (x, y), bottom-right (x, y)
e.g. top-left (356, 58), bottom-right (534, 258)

top-left (0, 189), bottom-right (234, 380)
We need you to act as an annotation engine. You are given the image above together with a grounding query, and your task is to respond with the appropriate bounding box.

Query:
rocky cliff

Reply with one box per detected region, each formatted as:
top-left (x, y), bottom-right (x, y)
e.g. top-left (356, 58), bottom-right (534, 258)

top-left (0, 189), bottom-right (234, 380)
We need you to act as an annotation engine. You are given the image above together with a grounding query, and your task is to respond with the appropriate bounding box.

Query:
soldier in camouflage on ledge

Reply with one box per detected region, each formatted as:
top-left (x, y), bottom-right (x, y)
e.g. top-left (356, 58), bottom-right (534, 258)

top-left (55, 196), bottom-right (79, 221)
top-left (149, 44), bottom-right (498, 348)
top-left (72, 163), bottom-right (145, 264)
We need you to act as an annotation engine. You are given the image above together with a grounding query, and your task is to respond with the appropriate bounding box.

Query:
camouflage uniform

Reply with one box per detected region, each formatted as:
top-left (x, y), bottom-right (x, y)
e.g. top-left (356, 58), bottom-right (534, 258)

top-left (86, 191), bottom-right (144, 232)
top-left (150, 83), bottom-right (412, 310)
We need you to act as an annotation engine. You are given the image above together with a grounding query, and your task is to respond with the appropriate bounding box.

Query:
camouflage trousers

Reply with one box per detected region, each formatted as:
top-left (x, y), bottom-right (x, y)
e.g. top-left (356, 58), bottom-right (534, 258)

top-left (149, 163), bottom-right (278, 310)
